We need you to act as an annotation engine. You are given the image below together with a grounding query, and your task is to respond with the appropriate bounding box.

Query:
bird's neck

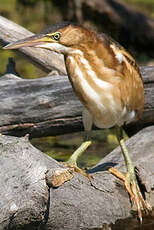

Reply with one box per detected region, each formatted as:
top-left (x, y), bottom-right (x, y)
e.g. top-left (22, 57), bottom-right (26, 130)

top-left (64, 42), bottom-right (118, 114)
top-left (65, 41), bottom-right (118, 87)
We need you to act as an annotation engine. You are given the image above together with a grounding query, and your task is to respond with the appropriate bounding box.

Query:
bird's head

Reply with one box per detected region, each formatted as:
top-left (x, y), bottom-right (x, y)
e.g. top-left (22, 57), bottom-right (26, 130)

top-left (3, 22), bottom-right (95, 54)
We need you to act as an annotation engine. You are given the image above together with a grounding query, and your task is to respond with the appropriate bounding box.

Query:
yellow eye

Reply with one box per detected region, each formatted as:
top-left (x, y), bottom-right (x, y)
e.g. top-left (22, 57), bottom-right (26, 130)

top-left (53, 32), bottom-right (61, 41)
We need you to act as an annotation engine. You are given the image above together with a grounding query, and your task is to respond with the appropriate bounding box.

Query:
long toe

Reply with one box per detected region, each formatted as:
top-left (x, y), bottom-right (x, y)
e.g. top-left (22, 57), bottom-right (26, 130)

top-left (125, 172), bottom-right (151, 223)
top-left (109, 167), bottom-right (151, 223)
top-left (61, 161), bottom-right (92, 179)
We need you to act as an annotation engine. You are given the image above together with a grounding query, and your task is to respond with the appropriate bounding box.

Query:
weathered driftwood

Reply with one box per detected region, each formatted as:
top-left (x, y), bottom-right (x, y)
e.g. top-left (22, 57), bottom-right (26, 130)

top-left (0, 62), bottom-right (154, 138)
top-left (0, 126), bottom-right (153, 230)
top-left (0, 16), bottom-right (66, 75)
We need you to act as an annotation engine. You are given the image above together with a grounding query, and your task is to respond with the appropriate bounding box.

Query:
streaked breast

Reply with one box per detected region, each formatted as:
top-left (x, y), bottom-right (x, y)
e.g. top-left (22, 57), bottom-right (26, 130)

top-left (65, 50), bottom-right (136, 128)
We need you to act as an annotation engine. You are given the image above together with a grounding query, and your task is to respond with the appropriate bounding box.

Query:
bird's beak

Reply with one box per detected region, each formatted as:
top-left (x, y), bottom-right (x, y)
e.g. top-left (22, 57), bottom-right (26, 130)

top-left (3, 34), bottom-right (53, 50)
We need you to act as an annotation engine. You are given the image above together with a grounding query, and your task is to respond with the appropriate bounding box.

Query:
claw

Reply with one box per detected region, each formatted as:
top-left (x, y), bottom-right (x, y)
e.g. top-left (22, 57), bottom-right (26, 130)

top-left (60, 140), bottom-right (92, 180)
top-left (109, 167), bottom-right (151, 223)
top-left (61, 161), bottom-right (93, 180)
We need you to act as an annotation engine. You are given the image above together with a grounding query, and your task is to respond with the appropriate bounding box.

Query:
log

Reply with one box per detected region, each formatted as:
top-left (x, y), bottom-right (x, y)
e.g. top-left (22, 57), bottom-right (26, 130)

top-left (0, 126), bottom-right (154, 230)
top-left (0, 61), bottom-right (154, 138)
top-left (0, 16), bottom-right (66, 75)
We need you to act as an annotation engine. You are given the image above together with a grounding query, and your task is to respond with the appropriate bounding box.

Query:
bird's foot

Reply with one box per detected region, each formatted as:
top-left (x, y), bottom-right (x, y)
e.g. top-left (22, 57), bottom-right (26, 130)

top-left (61, 161), bottom-right (92, 180)
top-left (109, 167), bottom-right (151, 223)
top-left (61, 141), bottom-right (92, 179)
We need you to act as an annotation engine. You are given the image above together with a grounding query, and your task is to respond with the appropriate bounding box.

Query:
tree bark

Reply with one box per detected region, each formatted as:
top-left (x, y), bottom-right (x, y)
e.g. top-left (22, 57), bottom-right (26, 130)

top-left (0, 62), bottom-right (154, 138)
top-left (0, 126), bottom-right (153, 230)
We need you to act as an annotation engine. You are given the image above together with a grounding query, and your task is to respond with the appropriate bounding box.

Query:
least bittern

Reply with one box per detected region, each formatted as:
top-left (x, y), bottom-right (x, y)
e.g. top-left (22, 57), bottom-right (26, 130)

top-left (4, 22), bottom-right (151, 222)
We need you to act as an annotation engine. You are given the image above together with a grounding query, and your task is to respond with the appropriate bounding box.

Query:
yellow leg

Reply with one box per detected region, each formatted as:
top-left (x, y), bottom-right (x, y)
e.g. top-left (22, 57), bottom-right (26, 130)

top-left (62, 131), bottom-right (92, 179)
top-left (63, 140), bottom-right (92, 178)
top-left (109, 126), bottom-right (151, 223)
top-left (67, 141), bottom-right (91, 166)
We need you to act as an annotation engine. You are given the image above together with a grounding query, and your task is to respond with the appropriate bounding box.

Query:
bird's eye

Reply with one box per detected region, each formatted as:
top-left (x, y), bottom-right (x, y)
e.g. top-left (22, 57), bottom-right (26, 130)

top-left (53, 32), bottom-right (61, 41)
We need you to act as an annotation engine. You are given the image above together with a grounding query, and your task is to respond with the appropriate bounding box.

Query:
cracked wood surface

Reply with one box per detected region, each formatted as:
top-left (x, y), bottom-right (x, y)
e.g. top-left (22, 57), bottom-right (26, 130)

top-left (0, 126), bottom-right (153, 230)
top-left (0, 65), bottom-right (154, 138)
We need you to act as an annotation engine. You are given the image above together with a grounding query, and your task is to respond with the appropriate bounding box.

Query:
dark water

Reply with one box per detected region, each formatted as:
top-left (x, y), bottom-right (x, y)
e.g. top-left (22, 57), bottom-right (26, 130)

top-left (31, 129), bottom-right (119, 168)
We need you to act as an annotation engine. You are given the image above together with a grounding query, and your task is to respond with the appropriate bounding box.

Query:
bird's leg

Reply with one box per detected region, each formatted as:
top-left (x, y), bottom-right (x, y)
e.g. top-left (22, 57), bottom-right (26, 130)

top-left (67, 131), bottom-right (91, 165)
top-left (62, 108), bottom-right (93, 178)
top-left (62, 131), bottom-right (92, 178)
top-left (109, 126), bottom-right (151, 223)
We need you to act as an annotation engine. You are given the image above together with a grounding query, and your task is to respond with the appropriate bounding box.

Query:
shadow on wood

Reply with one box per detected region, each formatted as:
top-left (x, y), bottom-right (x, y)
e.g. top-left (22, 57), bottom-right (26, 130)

top-left (0, 126), bottom-right (154, 229)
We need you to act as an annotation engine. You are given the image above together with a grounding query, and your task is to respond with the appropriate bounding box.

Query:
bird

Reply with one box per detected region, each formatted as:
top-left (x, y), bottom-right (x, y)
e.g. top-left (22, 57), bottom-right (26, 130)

top-left (3, 22), bottom-right (151, 222)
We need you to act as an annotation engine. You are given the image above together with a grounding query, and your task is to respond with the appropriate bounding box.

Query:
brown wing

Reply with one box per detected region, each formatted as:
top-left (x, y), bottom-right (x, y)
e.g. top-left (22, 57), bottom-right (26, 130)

top-left (101, 33), bottom-right (144, 118)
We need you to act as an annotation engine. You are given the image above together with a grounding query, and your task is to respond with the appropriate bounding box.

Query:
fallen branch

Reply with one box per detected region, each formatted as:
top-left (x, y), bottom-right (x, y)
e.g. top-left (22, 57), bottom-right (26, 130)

top-left (0, 62), bottom-right (154, 138)
top-left (0, 126), bottom-right (153, 229)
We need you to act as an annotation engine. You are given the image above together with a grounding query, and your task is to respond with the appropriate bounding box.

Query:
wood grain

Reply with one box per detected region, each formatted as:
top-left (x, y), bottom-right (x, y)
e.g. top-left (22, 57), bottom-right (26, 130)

top-left (0, 127), bottom-right (153, 229)
top-left (0, 65), bottom-right (153, 138)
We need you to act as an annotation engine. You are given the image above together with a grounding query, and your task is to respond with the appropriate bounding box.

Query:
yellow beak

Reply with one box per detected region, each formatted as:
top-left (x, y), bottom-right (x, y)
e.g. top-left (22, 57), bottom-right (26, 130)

top-left (3, 34), bottom-right (53, 50)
